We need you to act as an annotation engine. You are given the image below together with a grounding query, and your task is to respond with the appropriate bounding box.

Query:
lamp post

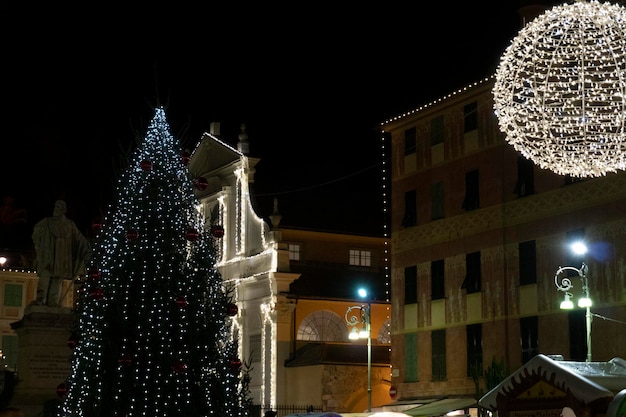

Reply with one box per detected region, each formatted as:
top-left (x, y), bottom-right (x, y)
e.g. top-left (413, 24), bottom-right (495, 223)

top-left (345, 288), bottom-right (371, 412)
top-left (554, 243), bottom-right (593, 362)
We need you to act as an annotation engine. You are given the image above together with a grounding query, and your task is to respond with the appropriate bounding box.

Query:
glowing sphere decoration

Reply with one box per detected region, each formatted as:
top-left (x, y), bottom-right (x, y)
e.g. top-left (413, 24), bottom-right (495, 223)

top-left (493, 0), bottom-right (626, 177)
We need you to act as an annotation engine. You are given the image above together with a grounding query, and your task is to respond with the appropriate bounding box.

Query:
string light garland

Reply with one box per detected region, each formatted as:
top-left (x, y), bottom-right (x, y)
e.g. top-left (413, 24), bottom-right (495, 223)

top-left (493, 0), bottom-right (626, 177)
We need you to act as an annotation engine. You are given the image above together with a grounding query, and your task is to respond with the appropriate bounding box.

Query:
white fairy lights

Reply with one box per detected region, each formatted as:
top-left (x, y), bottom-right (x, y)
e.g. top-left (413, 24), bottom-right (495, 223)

top-left (493, 0), bottom-right (626, 177)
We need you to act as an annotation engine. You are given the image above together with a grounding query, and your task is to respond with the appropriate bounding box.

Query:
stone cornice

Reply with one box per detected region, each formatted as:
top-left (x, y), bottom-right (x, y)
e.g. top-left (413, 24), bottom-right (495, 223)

top-left (394, 172), bottom-right (626, 252)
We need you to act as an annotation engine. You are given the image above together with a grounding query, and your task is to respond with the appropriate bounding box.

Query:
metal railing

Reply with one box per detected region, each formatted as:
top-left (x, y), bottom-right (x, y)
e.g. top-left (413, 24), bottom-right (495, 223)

top-left (259, 404), bottom-right (323, 417)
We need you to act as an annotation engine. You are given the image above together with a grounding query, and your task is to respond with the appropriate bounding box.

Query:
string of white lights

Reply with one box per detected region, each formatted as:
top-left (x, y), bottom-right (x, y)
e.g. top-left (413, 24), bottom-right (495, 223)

top-left (493, 0), bottom-right (626, 178)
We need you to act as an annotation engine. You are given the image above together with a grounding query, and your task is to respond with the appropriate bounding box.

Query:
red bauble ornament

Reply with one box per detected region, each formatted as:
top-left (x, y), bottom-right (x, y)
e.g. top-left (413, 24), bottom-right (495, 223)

top-left (185, 228), bottom-right (199, 241)
top-left (226, 302), bottom-right (238, 317)
top-left (90, 288), bottom-right (104, 299)
top-left (181, 151), bottom-right (191, 165)
top-left (67, 333), bottom-right (78, 349)
top-left (92, 219), bottom-right (103, 232)
top-left (118, 354), bottom-right (132, 366)
top-left (88, 267), bottom-right (101, 281)
top-left (56, 382), bottom-right (68, 398)
top-left (229, 358), bottom-right (242, 370)
top-left (194, 177), bottom-right (208, 191)
top-left (175, 296), bottom-right (188, 309)
top-left (140, 159), bottom-right (153, 171)
top-left (126, 229), bottom-right (139, 241)
top-left (172, 360), bottom-right (187, 374)
top-left (211, 225), bottom-right (225, 238)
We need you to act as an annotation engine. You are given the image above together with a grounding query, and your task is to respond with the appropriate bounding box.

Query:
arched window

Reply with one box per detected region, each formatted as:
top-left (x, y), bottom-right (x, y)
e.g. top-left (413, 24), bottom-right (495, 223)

top-left (297, 310), bottom-right (350, 342)
top-left (377, 318), bottom-right (392, 344)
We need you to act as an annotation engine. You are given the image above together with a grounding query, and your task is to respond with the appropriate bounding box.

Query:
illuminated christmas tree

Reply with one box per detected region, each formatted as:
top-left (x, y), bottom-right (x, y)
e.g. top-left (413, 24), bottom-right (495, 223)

top-left (58, 107), bottom-right (249, 417)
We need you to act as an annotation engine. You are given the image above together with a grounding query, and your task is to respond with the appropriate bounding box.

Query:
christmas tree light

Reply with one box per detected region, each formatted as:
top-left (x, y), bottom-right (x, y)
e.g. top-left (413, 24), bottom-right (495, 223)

top-left (58, 107), bottom-right (250, 417)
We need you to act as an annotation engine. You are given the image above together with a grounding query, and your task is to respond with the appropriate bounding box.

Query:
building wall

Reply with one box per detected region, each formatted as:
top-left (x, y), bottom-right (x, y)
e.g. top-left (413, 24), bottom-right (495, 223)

top-left (189, 131), bottom-right (390, 413)
top-left (383, 77), bottom-right (626, 400)
top-left (0, 269), bottom-right (39, 370)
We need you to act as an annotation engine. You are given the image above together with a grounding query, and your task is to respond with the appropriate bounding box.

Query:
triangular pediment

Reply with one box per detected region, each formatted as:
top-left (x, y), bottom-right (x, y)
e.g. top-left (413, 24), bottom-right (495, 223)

top-left (188, 132), bottom-right (242, 178)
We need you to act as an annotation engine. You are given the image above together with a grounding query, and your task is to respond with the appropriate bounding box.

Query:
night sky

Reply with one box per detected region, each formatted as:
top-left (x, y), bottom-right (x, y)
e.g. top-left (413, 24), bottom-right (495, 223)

top-left (1, 2), bottom-right (547, 250)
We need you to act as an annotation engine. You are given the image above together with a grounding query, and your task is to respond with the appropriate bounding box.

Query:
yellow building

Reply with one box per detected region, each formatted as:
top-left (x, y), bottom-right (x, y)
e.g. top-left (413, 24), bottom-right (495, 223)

top-left (188, 123), bottom-right (392, 414)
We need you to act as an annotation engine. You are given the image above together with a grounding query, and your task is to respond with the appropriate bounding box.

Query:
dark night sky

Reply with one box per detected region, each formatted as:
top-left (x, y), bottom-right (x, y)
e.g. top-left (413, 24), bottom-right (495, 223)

top-left (0, 2), bottom-right (542, 249)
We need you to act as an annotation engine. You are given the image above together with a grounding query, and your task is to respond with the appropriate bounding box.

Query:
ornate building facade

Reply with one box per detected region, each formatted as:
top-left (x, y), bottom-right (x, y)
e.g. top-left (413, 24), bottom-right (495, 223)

top-left (382, 76), bottom-right (626, 407)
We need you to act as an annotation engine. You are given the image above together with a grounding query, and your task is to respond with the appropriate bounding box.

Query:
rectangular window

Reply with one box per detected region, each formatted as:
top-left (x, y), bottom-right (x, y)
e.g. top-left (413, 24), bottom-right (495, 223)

top-left (349, 250), bottom-right (371, 267)
top-left (462, 251), bottom-right (481, 294)
top-left (404, 265), bottom-right (418, 304)
top-left (402, 190), bottom-right (417, 227)
top-left (462, 169), bottom-right (479, 211)
top-left (288, 243), bottom-right (301, 261)
top-left (431, 260), bottom-right (445, 300)
top-left (249, 334), bottom-right (262, 363)
top-left (519, 240), bottom-right (537, 285)
top-left (466, 324), bottom-right (483, 376)
top-left (432, 329), bottom-right (446, 381)
top-left (431, 116), bottom-right (444, 146)
top-left (464, 102), bottom-right (478, 133)
top-left (404, 127), bottom-right (417, 156)
top-left (404, 333), bottom-right (418, 382)
top-left (3, 284), bottom-right (23, 307)
top-left (515, 156), bottom-right (535, 197)
top-left (520, 316), bottom-right (538, 364)
top-left (431, 181), bottom-right (444, 220)
top-left (568, 309), bottom-right (587, 361)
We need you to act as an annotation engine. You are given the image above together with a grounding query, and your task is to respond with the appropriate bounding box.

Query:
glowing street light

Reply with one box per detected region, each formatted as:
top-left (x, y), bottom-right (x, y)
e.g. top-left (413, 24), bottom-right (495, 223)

top-left (554, 242), bottom-right (593, 362)
top-left (344, 288), bottom-right (371, 412)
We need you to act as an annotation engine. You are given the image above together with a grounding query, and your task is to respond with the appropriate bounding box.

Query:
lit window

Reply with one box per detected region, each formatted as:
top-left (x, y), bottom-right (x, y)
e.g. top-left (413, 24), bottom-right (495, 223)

top-left (349, 250), bottom-right (371, 266)
top-left (288, 243), bottom-right (301, 261)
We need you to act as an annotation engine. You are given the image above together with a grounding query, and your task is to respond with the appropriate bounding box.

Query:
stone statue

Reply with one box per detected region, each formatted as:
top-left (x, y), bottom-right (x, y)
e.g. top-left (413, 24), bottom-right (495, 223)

top-left (31, 200), bottom-right (91, 306)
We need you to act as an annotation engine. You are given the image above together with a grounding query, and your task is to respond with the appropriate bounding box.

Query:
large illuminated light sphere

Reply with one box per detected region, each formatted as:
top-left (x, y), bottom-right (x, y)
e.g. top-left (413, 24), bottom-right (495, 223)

top-left (493, 0), bottom-right (626, 177)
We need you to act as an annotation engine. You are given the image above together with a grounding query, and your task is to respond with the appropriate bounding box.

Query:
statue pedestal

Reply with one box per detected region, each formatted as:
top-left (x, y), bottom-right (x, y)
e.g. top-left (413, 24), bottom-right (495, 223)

top-left (10, 306), bottom-right (74, 413)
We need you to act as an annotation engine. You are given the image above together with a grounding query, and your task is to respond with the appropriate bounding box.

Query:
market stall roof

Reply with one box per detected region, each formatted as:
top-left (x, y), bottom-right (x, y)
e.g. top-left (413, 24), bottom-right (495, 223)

top-left (557, 356), bottom-right (626, 394)
top-left (479, 354), bottom-right (615, 411)
top-left (403, 398), bottom-right (476, 417)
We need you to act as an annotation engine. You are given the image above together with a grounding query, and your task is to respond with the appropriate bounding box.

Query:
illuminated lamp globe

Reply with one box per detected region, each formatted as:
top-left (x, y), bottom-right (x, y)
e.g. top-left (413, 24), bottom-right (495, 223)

top-left (492, 0), bottom-right (626, 178)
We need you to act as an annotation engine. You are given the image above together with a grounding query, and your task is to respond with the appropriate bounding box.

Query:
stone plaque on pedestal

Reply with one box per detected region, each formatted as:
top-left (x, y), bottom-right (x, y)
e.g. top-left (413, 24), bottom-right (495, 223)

top-left (10, 306), bottom-right (74, 412)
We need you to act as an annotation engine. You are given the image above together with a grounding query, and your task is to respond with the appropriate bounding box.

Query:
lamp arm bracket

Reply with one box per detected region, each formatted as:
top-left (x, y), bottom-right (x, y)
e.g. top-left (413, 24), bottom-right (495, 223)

top-left (345, 305), bottom-right (365, 327)
top-left (554, 266), bottom-right (583, 292)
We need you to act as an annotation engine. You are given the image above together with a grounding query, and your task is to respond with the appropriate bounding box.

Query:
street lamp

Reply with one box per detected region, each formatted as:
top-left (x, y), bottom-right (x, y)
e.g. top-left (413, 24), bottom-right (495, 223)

top-left (344, 288), bottom-right (371, 412)
top-left (554, 242), bottom-right (593, 362)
